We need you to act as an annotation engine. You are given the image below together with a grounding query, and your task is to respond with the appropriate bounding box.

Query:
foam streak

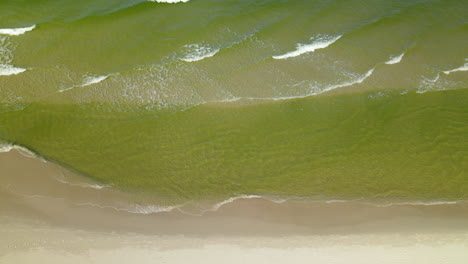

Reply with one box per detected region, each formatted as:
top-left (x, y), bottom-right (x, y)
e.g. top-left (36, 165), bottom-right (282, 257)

top-left (0, 65), bottom-right (26, 76)
top-left (148, 0), bottom-right (190, 3)
top-left (385, 52), bottom-right (405, 65)
top-left (443, 63), bottom-right (468, 75)
top-left (59, 74), bottom-right (110, 93)
top-left (273, 34), bottom-right (342, 60)
top-left (0, 25), bottom-right (36, 36)
top-left (180, 44), bottom-right (220, 62)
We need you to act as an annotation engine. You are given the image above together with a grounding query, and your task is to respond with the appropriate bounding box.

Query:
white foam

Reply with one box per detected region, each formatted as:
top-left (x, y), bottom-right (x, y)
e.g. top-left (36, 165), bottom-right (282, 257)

top-left (208, 195), bottom-right (262, 211)
top-left (322, 68), bottom-right (374, 93)
top-left (375, 201), bottom-right (460, 207)
top-left (54, 174), bottom-right (112, 190)
top-left (443, 62), bottom-right (468, 75)
top-left (0, 143), bottom-right (37, 158)
top-left (59, 74), bottom-right (110, 92)
top-left (207, 195), bottom-right (287, 212)
top-left (180, 44), bottom-right (220, 62)
top-left (0, 36), bottom-right (27, 76)
top-left (417, 74), bottom-right (440, 94)
top-left (320, 199), bottom-right (462, 207)
top-left (82, 75), bottom-right (110, 86)
top-left (77, 195), bottom-right (286, 216)
top-left (237, 68), bottom-right (375, 103)
top-left (0, 25), bottom-right (36, 36)
top-left (273, 34), bottom-right (342, 60)
top-left (0, 64), bottom-right (26, 76)
top-left (148, 0), bottom-right (190, 3)
top-left (76, 202), bottom-right (178, 214)
top-left (0, 144), bottom-right (14, 153)
top-left (385, 52), bottom-right (405, 65)
top-left (3, 185), bottom-right (179, 214)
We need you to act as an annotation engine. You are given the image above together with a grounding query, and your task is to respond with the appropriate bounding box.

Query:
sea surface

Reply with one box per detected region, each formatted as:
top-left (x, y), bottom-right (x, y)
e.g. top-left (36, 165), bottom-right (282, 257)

top-left (0, 0), bottom-right (467, 207)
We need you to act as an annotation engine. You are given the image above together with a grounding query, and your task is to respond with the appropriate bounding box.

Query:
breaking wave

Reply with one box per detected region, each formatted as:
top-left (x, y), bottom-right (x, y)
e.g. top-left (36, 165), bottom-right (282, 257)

top-left (375, 201), bottom-right (461, 207)
top-left (0, 65), bottom-right (26, 76)
top-left (0, 36), bottom-right (27, 76)
top-left (318, 68), bottom-right (375, 94)
top-left (273, 34), bottom-right (342, 59)
top-left (148, 0), bottom-right (190, 3)
top-left (59, 74), bottom-right (110, 92)
top-left (385, 52), bottom-right (405, 65)
top-left (180, 44), bottom-right (220, 62)
top-left (443, 61), bottom-right (468, 75)
top-left (0, 25), bottom-right (36, 36)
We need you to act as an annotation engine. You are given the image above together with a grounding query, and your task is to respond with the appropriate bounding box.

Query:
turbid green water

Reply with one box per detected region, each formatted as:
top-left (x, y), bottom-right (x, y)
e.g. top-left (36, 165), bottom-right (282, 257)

top-left (0, 0), bottom-right (467, 203)
top-left (1, 89), bottom-right (467, 202)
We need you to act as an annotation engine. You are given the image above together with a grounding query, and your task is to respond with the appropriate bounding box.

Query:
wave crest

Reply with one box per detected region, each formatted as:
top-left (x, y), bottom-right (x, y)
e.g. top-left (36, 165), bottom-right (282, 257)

top-left (0, 36), bottom-right (27, 76)
top-left (0, 25), bottom-right (36, 36)
top-left (273, 34), bottom-right (342, 60)
top-left (148, 0), bottom-right (190, 3)
top-left (385, 52), bottom-right (405, 65)
top-left (0, 65), bottom-right (26, 76)
top-left (443, 62), bottom-right (468, 75)
top-left (180, 44), bottom-right (220, 62)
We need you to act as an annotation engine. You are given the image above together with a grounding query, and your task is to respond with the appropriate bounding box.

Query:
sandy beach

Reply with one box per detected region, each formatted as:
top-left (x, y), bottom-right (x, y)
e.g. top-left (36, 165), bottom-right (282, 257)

top-left (1, 0), bottom-right (467, 262)
top-left (1, 149), bottom-right (468, 263)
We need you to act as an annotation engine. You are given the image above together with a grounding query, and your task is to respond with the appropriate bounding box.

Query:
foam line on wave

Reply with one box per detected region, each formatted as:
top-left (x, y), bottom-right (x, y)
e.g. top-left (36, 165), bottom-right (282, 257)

top-left (0, 25), bottom-right (36, 36)
top-left (147, 0), bottom-right (190, 3)
top-left (272, 34), bottom-right (342, 60)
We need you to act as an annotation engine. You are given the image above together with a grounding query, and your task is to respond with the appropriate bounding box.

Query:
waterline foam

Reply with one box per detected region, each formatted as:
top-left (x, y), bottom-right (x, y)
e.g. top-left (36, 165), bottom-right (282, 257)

top-left (0, 36), bottom-right (27, 76)
top-left (76, 202), bottom-right (179, 214)
top-left (236, 68), bottom-right (375, 103)
top-left (0, 143), bottom-right (37, 158)
top-left (54, 174), bottom-right (112, 190)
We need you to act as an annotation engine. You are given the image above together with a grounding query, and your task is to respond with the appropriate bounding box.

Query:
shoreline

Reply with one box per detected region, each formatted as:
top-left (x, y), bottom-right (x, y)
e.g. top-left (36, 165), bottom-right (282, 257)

top-left (2, 149), bottom-right (468, 236)
top-left (1, 145), bottom-right (467, 211)
top-left (1, 88), bottom-right (467, 201)
top-left (2, 147), bottom-right (468, 263)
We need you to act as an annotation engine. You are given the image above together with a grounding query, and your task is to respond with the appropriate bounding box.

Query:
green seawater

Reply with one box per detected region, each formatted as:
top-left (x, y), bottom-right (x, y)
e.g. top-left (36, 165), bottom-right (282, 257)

top-left (1, 89), bottom-right (467, 202)
top-left (0, 0), bottom-right (467, 203)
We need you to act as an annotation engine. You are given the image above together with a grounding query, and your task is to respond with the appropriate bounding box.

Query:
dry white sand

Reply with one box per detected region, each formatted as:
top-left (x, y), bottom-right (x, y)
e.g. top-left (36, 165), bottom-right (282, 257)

top-left (1, 220), bottom-right (468, 264)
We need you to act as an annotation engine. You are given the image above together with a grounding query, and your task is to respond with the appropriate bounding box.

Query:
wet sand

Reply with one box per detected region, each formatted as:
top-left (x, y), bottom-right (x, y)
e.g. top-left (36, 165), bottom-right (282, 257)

top-left (1, 149), bottom-right (468, 263)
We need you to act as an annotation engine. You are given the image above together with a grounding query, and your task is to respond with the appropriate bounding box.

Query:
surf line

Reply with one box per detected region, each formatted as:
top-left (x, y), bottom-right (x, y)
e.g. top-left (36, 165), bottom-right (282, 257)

top-left (58, 74), bottom-right (111, 93)
top-left (385, 52), bottom-right (405, 65)
top-left (0, 25), bottom-right (36, 36)
top-left (273, 34), bottom-right (342, 60)
top-left (443, 62), bottom-right (468, 75)
top-left (0, 36), bottom-right (28, 76)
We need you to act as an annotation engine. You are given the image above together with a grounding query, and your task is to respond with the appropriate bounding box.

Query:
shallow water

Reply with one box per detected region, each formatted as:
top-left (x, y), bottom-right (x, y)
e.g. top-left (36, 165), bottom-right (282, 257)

top-left (1, 89), bottom-right (467, 204)
top-left (0, 0), bottom-right (467, 205)
top-left (0, 0), bottom-right (467, 104)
